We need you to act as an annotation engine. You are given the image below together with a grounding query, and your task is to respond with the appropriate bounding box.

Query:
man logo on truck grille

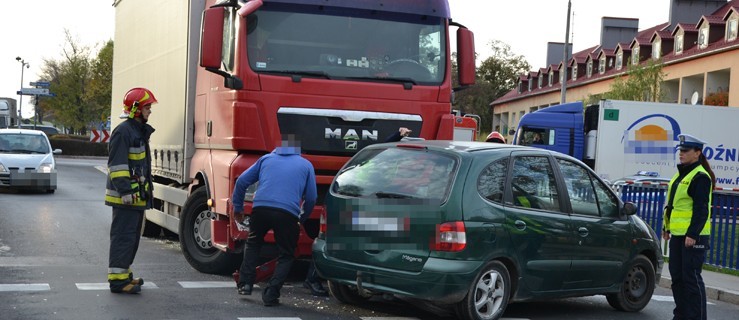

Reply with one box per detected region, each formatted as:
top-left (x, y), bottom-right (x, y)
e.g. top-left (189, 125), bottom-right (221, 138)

top-left (345, 141), bottom-right (358, 150)
top-left (325, 128), bottom-right (378, 141)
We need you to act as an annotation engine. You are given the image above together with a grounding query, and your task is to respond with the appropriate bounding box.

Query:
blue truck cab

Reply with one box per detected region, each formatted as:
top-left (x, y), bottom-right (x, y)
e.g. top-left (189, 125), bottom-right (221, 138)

top-left (513, 101), bottom-right (590, 163)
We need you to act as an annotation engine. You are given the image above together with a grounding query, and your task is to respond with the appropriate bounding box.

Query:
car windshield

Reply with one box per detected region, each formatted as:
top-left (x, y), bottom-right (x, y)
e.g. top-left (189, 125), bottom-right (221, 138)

top-left (332, 147), bottom-right (457, 201)
top-left (0, 134), bottom-right (49, 154)
top-left (246, 4), bottom-right (445, 84)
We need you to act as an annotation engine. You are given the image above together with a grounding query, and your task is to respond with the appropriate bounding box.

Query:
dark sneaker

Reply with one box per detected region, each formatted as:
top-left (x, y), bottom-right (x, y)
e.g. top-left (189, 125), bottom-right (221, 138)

top-left (303, 280), bottom-right (328, 297)
top-left (110, 280), bottom-right (142, 294)
top-left (237, 283), bottom-right (253, 295)
top-left (262, 286), bottom-right (280, 306)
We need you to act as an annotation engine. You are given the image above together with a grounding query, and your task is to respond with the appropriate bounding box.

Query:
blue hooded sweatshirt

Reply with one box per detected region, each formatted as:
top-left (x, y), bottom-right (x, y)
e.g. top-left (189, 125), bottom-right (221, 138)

top-left (231, 147), bottom-right (317, 221)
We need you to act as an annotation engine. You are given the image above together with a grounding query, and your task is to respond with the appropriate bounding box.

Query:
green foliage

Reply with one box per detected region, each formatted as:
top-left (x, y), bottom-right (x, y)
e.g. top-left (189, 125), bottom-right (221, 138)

top-left (589, 59), bottom-right (666, 103)
top-left (37, 30), bottom-right (113, 133)
top-left (454, 40), bottom-right (531, 132)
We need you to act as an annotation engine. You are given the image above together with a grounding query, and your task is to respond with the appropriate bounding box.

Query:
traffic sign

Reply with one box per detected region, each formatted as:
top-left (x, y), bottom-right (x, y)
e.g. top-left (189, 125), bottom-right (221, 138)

top-left (90, 129), bottom-right (110, 143)
top-left (19, 88), bottom-right (49, 95)
top-left (30, 81), bottom-right (50, 87)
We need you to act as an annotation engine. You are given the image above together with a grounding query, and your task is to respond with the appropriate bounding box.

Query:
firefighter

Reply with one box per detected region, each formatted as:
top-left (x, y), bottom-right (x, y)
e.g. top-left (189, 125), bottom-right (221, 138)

top-left (105, 87), bottom-right (157, 294)
top-left (485, 131), bottom-right (506, 144)
top-left (663, 134), bottom-right (715, 320)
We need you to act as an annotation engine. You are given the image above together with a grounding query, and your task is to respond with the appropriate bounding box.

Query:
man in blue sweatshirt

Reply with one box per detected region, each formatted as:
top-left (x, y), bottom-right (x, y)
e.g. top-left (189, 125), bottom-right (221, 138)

top-left (232, 135), bottom-right (317, 306)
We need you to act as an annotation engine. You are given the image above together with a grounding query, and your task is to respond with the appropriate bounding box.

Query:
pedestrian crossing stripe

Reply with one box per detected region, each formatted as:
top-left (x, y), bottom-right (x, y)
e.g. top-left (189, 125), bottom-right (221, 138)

top-left (75, 282), bottom-right (158, 290)
top-left (0, 284), bottom-right (50, 292)
top-left (179, 281), bottom-right (238, 288)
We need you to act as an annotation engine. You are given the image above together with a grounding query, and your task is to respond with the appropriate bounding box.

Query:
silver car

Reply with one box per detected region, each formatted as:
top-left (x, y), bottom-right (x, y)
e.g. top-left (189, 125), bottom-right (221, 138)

top-left (0, 129), bottom-right (62, 193)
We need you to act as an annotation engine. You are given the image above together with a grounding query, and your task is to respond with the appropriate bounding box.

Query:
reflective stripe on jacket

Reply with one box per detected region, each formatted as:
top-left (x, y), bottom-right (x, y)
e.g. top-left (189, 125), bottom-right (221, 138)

top-left (664, 165), bottom-right (712, 236)
top-left (105, 119), bottom-right (155, 209)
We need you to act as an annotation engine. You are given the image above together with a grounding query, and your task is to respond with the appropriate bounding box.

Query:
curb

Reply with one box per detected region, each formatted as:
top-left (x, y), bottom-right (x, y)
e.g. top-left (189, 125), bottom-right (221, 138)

top-left (659, 276), bottom-right (739, 305)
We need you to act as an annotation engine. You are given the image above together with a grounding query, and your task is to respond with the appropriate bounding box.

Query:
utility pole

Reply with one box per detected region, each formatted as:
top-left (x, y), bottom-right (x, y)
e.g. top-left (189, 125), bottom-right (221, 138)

top-left (15, 57), bottom-right (29, 128)
top-left (560, 0), bottom-right (572, 104)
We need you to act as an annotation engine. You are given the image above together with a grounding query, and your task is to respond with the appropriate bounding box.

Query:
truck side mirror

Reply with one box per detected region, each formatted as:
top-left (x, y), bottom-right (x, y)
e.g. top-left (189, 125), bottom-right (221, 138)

top-left (456, 27), bottom-right (476, 87)
top-left (201, 7), bottom-right (224, 69)
top-left (200, 6), bottom-right (243, 90)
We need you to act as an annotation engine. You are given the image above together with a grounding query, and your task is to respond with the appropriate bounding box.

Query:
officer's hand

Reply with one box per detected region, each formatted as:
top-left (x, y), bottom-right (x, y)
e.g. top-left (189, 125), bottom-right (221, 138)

top-left (121, 193), bottom-right (138, 205)
top-left (662, 231), bottom-right (670, 241)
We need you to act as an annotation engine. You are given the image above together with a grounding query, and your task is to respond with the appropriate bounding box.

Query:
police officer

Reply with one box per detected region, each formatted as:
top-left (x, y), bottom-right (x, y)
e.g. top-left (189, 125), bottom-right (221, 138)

top-left (663, 134), bottom-right (715, 320)
top-left (105, 87), bottom-right (157, 294)
top-left (232, 135), bottom-right (317, 306)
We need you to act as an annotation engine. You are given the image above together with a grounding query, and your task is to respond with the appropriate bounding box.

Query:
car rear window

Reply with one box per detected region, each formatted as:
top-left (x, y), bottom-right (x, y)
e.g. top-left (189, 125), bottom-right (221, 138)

top-left (332, 147), bottom-right (457, 201)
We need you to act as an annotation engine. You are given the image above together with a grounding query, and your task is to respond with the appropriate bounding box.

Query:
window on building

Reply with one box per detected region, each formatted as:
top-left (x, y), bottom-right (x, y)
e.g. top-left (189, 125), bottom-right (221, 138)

top-left (599, 56), bottom-right (606, 74)
top-left (586, 60), bottom-right (593, 77)
top-left (727, 18), bottom-right (738, 41)
top-left (548, 71), bottom-right (554, 86)
top-left (652, 39), bottom-right (661, 59)
top-left (517, 80), bottom-right (522, 93)
top-left (699, 27), bottom-right (709, 49)
top-left (675, 34), bottom-right (684, 54)
top-left (538, 76), bottom-right (543, 88)
top-left (572, 65), bottom-right (578, 81)
top-left (528, 79), bottom-right (533, 91)
top-left (632, 46), bottom-right (640, 65)
top-left (616, 52), bottom-right (623, 70)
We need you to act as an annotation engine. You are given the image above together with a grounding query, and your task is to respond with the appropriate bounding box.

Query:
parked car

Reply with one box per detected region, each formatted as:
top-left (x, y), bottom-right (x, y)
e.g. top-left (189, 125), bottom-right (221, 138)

top-left (313, 140), bottom-right (663, 320)
top-left (20, 124), bottom-right (60, 136)
top-left (0, 128), bottom-right (61, 193)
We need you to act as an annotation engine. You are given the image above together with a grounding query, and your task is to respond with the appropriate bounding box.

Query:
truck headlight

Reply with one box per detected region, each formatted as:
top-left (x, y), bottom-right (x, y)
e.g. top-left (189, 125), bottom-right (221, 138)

top-left (0, 163), bottom-right (6, 172)
top-left (39, 163), bottom-right (54, 173)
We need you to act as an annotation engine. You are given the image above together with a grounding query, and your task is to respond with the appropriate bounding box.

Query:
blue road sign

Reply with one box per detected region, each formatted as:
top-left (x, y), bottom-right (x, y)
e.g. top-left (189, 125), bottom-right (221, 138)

top-left (30, 81), bottom-right (50, 88)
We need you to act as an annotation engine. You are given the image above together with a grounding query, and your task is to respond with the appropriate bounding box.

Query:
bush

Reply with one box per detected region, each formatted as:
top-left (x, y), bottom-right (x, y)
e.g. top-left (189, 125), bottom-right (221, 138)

top-left (50, 136), bottom-right (108, 156)
top-left (704, 91), bottom-right (729, 106)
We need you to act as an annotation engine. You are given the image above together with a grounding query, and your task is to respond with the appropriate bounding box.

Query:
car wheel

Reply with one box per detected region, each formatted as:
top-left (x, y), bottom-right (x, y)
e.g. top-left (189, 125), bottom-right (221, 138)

top-left (455, 261), bottom-right (510, 320)
top-left (606, 254), bottom-right (655, 312)
top-left (328, 280), bottom-right (371, 305)
top-left (179, 187), bottom-right (240, 274)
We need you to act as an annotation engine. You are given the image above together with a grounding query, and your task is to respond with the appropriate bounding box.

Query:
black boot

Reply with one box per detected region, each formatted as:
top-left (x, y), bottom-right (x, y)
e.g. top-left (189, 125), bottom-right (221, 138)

top-left (110, 279), bottom-right (141, 294)
top-left (262, 286), bottom-right (280, 306)
top-left (303, 280), bottom-right (329, 296)
top-left (237, 283), bottom-right (253, 295)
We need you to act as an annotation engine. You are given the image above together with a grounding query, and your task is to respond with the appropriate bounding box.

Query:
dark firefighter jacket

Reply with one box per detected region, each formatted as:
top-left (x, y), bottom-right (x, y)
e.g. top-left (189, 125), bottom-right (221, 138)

top-left (105, 118), bottom-right (155, 209)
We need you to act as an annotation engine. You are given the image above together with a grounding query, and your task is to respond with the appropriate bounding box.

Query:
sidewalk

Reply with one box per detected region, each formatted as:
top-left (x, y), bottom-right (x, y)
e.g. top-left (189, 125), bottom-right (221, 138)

top-left (659, 262), bottom-right (739, 305)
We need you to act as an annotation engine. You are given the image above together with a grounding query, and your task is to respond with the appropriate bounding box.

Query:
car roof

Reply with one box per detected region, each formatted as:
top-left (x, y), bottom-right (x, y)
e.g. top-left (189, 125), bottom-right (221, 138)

top-left (377, 140), bottom-right (544, 154)
top-left (0, 128), bottom-right (47, 136)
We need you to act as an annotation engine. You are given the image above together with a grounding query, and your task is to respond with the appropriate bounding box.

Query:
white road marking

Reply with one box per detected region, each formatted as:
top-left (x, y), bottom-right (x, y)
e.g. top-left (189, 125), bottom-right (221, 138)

top-left (94, 165), bottom-right (107, 174)
top-left (178, 281), bottom-right (238, 289)
top-left (0, 283), bottom-right (50, 292)
top-left (651, 295), bottom-right (674, 302)
top-left (75, 282), bottom-right (158, 290)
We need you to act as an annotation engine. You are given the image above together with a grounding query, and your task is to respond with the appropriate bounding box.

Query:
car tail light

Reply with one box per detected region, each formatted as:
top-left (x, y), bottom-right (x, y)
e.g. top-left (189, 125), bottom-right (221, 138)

top-left (433, 221), bottom-right (466, 252)
top-left (318, 212), bottom-right (327, 239)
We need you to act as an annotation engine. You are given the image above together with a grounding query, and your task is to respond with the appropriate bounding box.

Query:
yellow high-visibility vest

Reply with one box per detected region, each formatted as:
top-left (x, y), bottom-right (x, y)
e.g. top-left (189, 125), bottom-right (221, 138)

top-left (664, 165), bottom-right (712, 236)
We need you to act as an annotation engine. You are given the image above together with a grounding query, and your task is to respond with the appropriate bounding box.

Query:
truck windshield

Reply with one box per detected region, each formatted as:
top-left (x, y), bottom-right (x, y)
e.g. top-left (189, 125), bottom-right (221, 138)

top-left (247, 6), bottom-right (445, 85)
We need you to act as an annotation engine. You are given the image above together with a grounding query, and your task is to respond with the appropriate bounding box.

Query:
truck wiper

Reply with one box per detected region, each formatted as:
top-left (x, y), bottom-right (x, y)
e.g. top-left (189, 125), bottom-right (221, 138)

top-left (344, 76), bottom-right (417, 85)
top-left (374, 191), bottom-right (415, 199)
top-left (264, 70), bottom-right (332, 80)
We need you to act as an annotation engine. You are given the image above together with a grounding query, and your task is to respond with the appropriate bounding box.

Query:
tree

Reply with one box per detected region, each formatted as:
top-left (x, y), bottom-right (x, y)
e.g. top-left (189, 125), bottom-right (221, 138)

top-left (38, 30), bottom-right (113, 134)
top-left (586, 59), bottom-right (666, 104)
top-left (453, 40), bottom-right (531, 134)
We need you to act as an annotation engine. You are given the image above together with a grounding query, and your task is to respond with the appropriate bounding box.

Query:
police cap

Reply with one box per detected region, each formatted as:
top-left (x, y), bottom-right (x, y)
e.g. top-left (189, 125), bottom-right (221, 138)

top-left (677, 134), bottom-right (707, 150)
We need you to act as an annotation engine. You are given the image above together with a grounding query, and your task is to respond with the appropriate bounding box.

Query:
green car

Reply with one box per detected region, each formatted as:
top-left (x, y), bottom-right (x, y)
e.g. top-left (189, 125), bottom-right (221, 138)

top-left (313, 140), bottom-right (663, 320)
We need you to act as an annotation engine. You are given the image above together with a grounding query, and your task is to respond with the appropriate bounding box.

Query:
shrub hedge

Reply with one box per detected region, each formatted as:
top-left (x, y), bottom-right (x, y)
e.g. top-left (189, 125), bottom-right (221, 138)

top-left (50, 135), bottom-right (109, 157)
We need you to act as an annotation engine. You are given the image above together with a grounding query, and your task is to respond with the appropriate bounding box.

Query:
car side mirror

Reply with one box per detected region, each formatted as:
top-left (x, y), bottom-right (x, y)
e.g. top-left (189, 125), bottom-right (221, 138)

top-left (53, 149), bottom-right (62, 154)
top-left (621, 202), bottom-right (637, 216)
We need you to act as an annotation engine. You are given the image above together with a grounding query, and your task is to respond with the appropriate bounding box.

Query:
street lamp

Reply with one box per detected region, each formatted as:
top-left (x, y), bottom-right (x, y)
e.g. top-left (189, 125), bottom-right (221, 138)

top-left (16, 57), bottom-right (30, 128)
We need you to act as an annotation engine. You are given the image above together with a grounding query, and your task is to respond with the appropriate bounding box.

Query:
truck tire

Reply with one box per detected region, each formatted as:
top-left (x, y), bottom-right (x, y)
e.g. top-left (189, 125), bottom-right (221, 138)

top-left (606, 254), bottom-right (655, 312)
top-left (179, 187), bottom-right (240, 274)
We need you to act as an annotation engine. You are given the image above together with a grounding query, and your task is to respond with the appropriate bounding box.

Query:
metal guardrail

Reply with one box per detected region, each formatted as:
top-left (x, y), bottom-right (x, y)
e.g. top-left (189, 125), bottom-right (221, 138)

top-left (617, 182), bottom-right (739, 271)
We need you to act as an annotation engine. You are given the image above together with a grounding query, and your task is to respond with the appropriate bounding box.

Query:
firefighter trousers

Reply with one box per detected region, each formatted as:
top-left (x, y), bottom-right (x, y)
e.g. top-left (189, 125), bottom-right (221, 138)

top-left (108, 207), bottom-right (145, 281)
top-left (669, 235), bottom-right (709, 320)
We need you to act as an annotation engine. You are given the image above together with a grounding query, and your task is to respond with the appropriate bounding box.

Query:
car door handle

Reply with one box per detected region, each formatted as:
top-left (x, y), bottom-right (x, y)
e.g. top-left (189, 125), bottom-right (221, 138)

top-left (514, 220), bottom-right (527, 230)
top-left (578, 227), bottom-right (589, 237)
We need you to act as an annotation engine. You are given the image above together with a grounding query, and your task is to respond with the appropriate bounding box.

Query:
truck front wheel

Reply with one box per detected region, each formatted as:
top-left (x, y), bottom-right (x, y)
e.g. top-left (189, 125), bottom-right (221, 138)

top-left (179, 187), bottom-right (240, 274)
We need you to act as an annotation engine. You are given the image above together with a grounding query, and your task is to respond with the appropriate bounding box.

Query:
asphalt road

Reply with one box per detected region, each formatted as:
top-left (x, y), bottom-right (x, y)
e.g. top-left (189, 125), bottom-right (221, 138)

top-left (1, 157), bottom-right (737, 320)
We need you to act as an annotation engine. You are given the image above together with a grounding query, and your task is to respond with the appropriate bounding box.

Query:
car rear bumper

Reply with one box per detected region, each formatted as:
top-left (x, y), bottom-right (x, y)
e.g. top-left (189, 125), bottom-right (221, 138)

top-left (313, 240), bottom-right (481, 304)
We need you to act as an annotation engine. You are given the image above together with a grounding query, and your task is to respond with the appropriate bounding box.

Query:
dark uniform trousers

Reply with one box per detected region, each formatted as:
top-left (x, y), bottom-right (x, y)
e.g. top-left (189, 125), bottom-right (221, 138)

top-left (109, 207), bottom-right (145, 272)
top-left (239, 206), bottom-right (299, 298)
top-left (669, 235), bottom-right (710, 320)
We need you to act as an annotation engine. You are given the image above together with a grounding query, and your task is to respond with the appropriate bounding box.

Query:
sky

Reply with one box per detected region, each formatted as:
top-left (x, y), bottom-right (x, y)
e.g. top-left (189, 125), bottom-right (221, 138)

top-left (0, 0), bottom-right (672, 119)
